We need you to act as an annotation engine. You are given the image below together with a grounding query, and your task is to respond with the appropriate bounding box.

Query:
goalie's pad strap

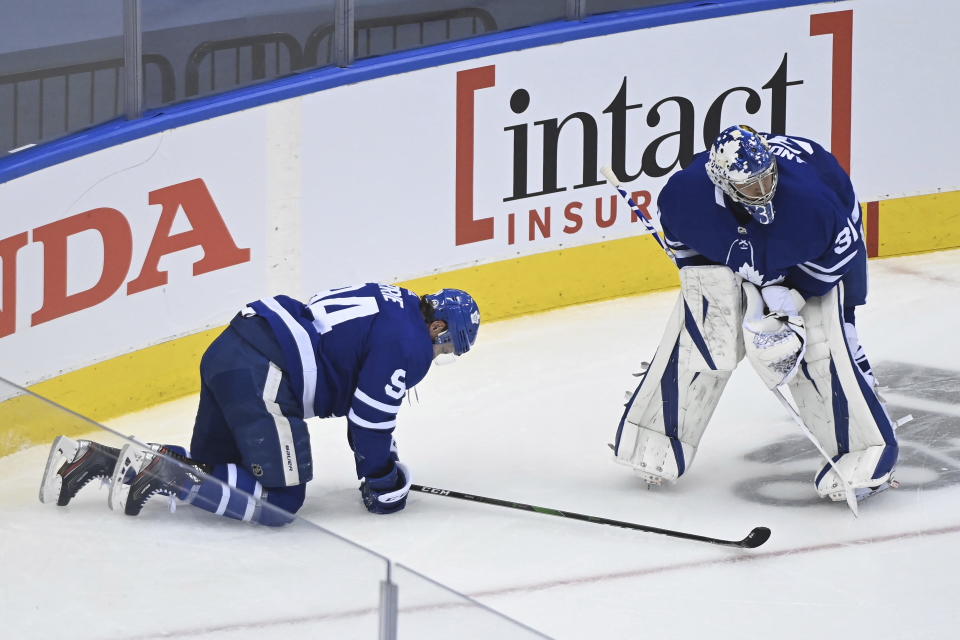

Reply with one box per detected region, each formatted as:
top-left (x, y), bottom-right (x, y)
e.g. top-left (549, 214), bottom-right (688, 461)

top-left (787, 283), bottom-right (898, 489)
top-left (613, 266), bottom-right (743, 481)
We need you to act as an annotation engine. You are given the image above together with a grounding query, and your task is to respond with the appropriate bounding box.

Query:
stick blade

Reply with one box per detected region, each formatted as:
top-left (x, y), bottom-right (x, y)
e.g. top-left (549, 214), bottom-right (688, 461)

top-left (739, 526), bottom-right (771, 548)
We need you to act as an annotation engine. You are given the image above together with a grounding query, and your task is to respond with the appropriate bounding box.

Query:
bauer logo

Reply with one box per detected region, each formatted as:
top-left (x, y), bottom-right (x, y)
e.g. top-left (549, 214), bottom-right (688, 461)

top-left (453, 9), bottom-right (854, 249)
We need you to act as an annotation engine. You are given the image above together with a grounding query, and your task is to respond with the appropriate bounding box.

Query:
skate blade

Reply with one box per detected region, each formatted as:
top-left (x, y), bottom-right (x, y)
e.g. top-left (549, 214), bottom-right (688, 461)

top-left (109, 443), bottom-right (149, 512)
top-left (39, 436), bottom-right (79, 504)
top-left (635, 470), bottom-right (665, 487)
top-left (827, 479), bottom-right (899, 503)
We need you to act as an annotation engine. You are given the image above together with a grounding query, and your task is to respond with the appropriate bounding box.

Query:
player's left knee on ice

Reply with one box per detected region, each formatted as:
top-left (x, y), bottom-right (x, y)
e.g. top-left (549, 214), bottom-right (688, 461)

top-left (255, 484), bottom-right (307, 526)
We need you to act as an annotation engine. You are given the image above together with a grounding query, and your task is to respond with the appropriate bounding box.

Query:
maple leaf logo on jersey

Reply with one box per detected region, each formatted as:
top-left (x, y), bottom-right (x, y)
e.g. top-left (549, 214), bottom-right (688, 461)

top-left (737, 263), bottom-right (765, 286)
top-left (736, 263), bottom-right (785, 287)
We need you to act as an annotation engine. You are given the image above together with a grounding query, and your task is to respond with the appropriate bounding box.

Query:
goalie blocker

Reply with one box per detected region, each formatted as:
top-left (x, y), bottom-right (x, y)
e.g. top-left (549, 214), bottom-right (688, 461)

top-left (612, 266), bottom-right (898, 502)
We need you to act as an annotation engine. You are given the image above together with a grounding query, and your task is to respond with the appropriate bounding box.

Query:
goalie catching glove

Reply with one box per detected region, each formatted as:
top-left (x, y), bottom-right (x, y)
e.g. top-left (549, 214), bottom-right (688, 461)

top-left (741, 282), bottom-right (806, 388)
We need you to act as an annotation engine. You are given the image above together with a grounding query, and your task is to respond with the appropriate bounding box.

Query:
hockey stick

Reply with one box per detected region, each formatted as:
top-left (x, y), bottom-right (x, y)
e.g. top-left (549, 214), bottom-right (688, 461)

top-left (773, 385), bottom-right (859, 516)
top-left (411, 484), bottom-right (770, 549)
top-left (600, 166), bottom-right (675, 259)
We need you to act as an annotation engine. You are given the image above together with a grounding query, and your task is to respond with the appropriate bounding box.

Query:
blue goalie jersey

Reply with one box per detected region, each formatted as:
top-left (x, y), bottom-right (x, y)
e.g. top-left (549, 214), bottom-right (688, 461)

top-left (657, 134), bottom-right (868, 311)
top-left (239, 283), bottom-right (433, 479)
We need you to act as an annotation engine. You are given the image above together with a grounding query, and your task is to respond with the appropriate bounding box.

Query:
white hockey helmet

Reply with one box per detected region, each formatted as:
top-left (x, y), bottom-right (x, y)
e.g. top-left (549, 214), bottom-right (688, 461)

top-left (706, 125), bottom-right (778, 224)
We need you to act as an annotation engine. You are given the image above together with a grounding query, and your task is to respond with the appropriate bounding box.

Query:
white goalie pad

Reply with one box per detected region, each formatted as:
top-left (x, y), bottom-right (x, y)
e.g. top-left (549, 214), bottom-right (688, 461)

top-left (785, 283), bottom-right (899, 501)
top-left (612, 266), bottom-right (744, 485)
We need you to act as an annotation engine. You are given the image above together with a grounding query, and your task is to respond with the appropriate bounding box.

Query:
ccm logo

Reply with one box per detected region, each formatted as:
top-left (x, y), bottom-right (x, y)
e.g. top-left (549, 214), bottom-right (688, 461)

top-left (0, 178), bottom-right (250, 338)
top-left (419, 487), bottom-right (449, 495)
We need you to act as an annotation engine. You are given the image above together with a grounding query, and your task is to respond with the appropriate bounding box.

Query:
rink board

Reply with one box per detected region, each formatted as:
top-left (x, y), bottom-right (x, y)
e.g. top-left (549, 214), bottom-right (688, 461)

top-left (3, 189), bottom-right (957, 457)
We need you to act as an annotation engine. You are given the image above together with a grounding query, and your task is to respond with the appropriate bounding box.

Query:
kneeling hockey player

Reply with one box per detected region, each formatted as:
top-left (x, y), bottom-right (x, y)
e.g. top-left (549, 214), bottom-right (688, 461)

top-left (40, 285), bottom-right (480, 525)
top-left (611, 125), bottom-right (899, 505)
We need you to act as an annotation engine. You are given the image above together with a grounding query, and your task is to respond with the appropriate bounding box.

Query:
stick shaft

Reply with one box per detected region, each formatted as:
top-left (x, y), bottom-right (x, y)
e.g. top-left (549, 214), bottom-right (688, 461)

top-left (600, 166), bottom-right (673, 258)
top-left (773, 385), bottom-right (859, 515)
top-left (411, 484), bottom-right (765, 548)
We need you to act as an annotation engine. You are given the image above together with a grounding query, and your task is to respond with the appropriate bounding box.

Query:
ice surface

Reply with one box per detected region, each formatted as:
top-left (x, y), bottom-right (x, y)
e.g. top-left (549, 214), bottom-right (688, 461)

top-left (2, 250), bottom-right (959, 639)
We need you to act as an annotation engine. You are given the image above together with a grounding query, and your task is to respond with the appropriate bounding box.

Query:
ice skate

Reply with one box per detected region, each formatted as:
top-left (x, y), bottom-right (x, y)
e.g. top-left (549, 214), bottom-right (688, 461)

top-left (110, 443), bottom-right (205, 516)
top-left (39, 436), bottom-right (121, 506)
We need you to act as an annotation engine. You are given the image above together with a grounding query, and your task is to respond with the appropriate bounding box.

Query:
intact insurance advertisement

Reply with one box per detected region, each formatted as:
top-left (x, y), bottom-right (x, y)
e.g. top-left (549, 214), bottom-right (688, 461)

top-left (0, 110), bottom-right (269, 385)
top-left (301, 4), bottom-right (853, 283)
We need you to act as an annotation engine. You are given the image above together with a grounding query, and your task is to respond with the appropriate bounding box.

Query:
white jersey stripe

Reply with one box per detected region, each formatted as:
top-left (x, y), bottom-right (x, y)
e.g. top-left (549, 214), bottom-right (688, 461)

top-left (215, 464), bottom-right (237, 516)
top-left (242, 481), bottom-right (262, 522)
top-left (354, 388), bottom-right (402, 414)
top-left (797, 263), bottom-right (844, 283)
top-left (803, 249), bottom-right (858, 273)
top-left (260, 297), bottom-right (317, 419)
top-left (348, 408), bottom-right (397, 431)
top-left (264, 362), bottom-right (301, 485)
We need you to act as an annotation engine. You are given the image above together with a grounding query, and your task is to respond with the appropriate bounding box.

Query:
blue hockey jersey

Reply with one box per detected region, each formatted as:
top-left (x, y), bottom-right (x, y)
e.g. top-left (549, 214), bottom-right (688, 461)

top-left (240, 283), bottom-right (434, 479)
top-left (657, 134), bottom-right (868, 309)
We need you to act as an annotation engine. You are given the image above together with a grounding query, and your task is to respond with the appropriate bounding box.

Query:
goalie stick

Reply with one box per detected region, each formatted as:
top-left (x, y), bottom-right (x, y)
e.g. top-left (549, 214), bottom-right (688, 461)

top-left (600, 166), bottom-right (674, 259)
top-left (411, 484), bottom-right (770, 549)
top-left (773, 385), bottom-right (860, 516)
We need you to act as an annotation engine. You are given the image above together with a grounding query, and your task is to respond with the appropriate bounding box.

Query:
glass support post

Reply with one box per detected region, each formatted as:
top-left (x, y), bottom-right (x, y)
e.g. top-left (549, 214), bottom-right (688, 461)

top-left (123, 0), bottom-right (143, 119)
top-left (334, 0), bottom-right (356, 67)
top-left (567, 0), bottom-right (586, 20)
top-left (379, 567), bottom-right (399, 640)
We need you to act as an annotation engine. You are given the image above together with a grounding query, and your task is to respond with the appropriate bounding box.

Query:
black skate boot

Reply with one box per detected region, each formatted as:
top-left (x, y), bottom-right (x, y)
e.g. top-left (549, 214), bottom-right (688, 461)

top-left (39, 436), bottom-right (121, 506)
top-left (110, 444), bottom-right (210, 516)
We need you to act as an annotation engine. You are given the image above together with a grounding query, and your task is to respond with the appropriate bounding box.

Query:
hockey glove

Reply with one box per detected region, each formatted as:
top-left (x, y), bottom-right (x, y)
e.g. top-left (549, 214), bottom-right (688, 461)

top-left (742, 282), bottom-right (806, 388)
top-left (760, 285), bottom-right (805, 317)
top-left (360, 462), bottom-right (412, 515)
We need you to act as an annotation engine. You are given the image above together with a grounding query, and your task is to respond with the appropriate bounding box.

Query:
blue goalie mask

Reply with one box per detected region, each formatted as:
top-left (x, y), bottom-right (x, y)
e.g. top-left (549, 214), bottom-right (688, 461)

top-left (424, 288), bottom-right (480, 356)
top-left (706, 124), bottom-right (778, 224)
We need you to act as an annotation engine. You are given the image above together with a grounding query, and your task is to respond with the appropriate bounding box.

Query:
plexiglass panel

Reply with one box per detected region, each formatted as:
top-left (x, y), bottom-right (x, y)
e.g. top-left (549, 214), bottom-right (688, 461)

top-left (0, 376), bottom-right (385, 638)
top-left (353, 0), bottom-right (568, 61)
top-left (585, 0), bottom-right (727, 17)
top-left (0, 1), bottom-right (124, 156)
top-left (393, 563), bottom-right (551, 639)
top-left (0, 375), bottom-right (544, 639)
top-left (141, 0), bottom-right (337, 107)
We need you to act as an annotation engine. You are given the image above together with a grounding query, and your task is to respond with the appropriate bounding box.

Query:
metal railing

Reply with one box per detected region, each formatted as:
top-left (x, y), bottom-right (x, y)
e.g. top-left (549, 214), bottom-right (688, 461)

top-left (0, 54), bottom-right (174, 152)
top-left (304, 7), bottom-right (498, 68)
top-left (185, 33), bottom-right (305, 98)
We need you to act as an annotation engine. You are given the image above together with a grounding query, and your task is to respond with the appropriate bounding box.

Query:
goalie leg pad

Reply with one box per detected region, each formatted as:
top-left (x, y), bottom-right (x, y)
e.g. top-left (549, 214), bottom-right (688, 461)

top-left (613, 266), bottom-right (744, 484)
top-left (786, 284), bottom-right (898, 500)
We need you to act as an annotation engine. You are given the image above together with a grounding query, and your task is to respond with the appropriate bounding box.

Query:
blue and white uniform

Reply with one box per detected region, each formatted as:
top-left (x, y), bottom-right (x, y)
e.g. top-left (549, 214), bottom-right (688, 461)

top-left (187, 283), bottom-right (433, 524)
top-left (647, 130), bottom-right (897, 501)
top-left (658, 134), bottom-right (867, 317)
